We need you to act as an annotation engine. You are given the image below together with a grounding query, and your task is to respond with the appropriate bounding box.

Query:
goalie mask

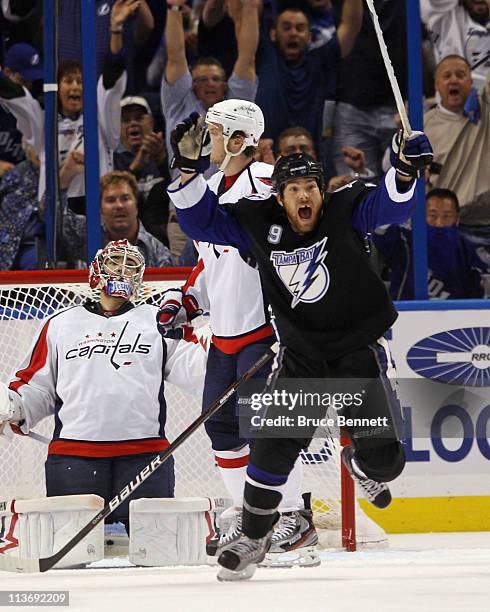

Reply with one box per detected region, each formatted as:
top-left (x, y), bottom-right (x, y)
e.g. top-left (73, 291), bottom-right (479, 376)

top-left (205, 99), bottom-right (264, 171)
top-left (89, 239), bottom-right (145, 301)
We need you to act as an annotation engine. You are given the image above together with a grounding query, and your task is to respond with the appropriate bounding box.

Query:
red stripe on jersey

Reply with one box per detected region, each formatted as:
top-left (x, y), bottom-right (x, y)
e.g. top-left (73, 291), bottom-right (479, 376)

top-left (48, 438), bottom-right (170, 458)
top-left (212, 324), bottom-right (274, 355)
top-left (215, 454), bottom-right (249, 469)
top-left (9, 320), bottom-right (51, 392)
top-left (183, 258), bottom-right (204, 292)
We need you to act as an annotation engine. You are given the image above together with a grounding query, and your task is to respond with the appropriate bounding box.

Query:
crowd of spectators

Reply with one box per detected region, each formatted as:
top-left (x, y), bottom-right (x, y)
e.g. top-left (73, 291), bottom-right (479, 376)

top-left (0, 0), bottom-right (489, 298)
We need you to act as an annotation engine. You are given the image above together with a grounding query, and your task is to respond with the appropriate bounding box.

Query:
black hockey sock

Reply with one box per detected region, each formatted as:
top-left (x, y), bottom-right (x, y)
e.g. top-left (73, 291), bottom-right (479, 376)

top-left (242, 481), bottom-right (281, 539)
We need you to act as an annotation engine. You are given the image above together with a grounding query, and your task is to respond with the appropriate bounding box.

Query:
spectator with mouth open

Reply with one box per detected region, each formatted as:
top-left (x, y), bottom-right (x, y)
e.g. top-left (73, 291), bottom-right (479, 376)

top-left (0, 0), bottom-right (137, 213)
top-left (424, 54), bottom-right (490, 227)
top-left (255, 2), bottom-right (363, 159)
top-left (114, 96), bottom-right (172, 245)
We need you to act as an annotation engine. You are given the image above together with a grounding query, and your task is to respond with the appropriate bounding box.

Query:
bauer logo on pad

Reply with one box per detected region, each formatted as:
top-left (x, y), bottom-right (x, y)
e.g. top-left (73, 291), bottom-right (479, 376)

top-left (407, 327), bottom-right (490, 387)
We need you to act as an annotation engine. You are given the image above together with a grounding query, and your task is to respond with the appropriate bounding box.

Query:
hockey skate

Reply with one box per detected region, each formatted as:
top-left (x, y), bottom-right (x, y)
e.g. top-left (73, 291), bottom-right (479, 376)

top-left (260, 507), bottom-right (321, 568)
top-left (206, 507), bottom-right (242, 557)
top-left (217, 532), bottom-right (272, 581)
top-left (341, 446), bottom-right (392, 509)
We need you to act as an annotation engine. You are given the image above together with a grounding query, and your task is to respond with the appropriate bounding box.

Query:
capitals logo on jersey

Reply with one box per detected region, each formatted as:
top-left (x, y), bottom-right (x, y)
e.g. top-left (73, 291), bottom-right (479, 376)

top-left (271, 237), bottom-right (330, 308)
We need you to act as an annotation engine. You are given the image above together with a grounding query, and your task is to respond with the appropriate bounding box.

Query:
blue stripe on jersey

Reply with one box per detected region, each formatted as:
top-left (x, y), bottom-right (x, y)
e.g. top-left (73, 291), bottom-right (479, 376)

top-left (247, 462), bottom-right (288, 486)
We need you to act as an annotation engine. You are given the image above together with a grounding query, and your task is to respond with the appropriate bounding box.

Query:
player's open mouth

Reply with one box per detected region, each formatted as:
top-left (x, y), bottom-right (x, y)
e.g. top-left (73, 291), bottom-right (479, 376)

top-left (68, 94), bottom-right (81, 102)
top-left (298, 206), bottom-right (312, 220)
top-left (448, 87), bottom-right (460, 97)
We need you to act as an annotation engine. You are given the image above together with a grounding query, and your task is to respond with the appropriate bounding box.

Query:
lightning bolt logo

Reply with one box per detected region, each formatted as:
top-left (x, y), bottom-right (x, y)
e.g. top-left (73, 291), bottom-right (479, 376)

top-left (271, 237), bottom-right (330, 309)
top-left (291, 239), bottom-right (328, 308)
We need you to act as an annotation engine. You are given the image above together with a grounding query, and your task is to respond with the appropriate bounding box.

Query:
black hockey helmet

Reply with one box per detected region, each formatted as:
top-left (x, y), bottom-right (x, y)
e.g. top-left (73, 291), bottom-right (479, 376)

top-left (271, 153), bottom-right (325, 195)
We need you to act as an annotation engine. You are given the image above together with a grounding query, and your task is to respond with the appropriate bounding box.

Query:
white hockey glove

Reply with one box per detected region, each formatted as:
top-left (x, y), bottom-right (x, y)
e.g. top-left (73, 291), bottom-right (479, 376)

top-left (0, 381), bottom-right (24, 424)
top-left (156, 288), bottom-right (203, 340)
top-left (390, 129), bottom-right (433, 179)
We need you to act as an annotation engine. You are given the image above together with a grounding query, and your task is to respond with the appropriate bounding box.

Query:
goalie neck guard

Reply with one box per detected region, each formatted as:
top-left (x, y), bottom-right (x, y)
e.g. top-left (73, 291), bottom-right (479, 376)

top-left (205, 99), bottom-right (264, 171)
top-left (271, 153), bottom-right (325, 195)
top-left (89, 239), bottom-right (145, 301)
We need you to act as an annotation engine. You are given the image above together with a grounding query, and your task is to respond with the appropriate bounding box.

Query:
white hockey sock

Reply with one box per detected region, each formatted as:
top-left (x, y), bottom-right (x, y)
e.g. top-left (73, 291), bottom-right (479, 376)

top-left (277, 457), bottom-right (304, 513)
top-left (214, 445), bottom-right (249, 507)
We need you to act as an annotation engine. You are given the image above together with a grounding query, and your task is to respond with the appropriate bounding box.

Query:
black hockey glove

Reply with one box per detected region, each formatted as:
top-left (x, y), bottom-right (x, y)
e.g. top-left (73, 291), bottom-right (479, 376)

top-left (170, 112), bottom-right (211, 174)
top-left (390, 130), bottom-right (434, 179)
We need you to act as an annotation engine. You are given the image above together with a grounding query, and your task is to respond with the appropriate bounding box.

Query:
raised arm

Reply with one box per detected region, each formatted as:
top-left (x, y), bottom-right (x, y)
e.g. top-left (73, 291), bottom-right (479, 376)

top-left (165, 0), bottom-right (189, 86)
top-left (336, 0), bottom-right (363, 58)
top-left (351, 167), bottom-right (416, 233)
top-left (134, 0), bottom-right (155, 45)
top-left (231, 0), bottom-right (260, 82)
top-left (201, 0), bottom-right (227, 29)
top-left (352, 131), bottom-right (434, 232)
top-left (110, 0), bottom-right (142, 54)
top-left (168, 174), bottom-right (252, 251)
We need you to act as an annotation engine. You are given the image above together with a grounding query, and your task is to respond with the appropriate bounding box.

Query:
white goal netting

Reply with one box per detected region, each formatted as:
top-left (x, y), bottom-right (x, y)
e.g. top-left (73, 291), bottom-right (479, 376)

top-left (0, 272), bottom-right (345, 534)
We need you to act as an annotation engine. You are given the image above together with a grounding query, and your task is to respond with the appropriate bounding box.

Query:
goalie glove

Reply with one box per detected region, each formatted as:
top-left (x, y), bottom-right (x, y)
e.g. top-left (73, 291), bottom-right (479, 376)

top-left (157, 288), bottom-right (203, 340)
top-left (390, 130), bottom-right (434, 179)
top-left (170, 112), bottom-right (211, 174)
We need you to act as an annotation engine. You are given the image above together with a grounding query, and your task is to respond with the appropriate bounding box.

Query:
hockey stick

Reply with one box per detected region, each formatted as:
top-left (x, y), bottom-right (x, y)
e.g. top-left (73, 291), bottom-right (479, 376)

top-left (0, 342), bottom-right (278, 573)
top-left (365, 0), bottom-right (412, 136)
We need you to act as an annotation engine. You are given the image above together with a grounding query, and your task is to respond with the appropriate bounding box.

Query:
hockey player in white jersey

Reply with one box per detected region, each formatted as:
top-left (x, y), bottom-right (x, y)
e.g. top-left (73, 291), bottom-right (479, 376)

top-left (0, 240), bottom-right (206, 530)
top-left (158, 100), bottom-right (319, 567)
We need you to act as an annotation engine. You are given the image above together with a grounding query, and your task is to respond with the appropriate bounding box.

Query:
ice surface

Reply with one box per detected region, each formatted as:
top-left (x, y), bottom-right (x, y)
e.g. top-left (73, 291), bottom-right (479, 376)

top-left (1, 533), bottom-right (489, 612)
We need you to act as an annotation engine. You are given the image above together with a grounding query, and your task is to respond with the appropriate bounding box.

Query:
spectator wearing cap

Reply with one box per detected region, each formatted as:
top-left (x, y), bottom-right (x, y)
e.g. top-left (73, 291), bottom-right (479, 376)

top-left (115, 96), bottom-right (168, 199)
top-left (0, 43), bottom-right (44, 177)
top-left (114, 95), bottom-right (171, 246)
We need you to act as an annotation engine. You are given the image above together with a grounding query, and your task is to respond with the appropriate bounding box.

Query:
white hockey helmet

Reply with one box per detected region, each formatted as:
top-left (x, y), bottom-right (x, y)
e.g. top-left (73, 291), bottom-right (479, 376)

top-left (89, 239), bottom-right (145, 301)
top-left (205, 99), bottom-right (264, 170)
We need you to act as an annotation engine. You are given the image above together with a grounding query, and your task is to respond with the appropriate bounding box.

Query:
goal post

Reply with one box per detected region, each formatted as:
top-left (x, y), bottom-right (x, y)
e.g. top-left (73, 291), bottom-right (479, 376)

top-left (0, 268), bottom-right (365, 550)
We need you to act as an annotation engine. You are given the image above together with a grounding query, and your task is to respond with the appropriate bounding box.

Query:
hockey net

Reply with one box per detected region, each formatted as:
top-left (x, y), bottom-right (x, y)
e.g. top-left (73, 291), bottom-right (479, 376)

top-left (0, 269), bottom-right (377, 550)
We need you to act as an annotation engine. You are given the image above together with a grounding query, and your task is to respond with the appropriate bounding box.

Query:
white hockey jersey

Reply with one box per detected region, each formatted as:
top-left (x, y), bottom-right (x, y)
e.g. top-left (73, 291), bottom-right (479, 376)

top-left (184, 161), bottom-right (275, 354)
top-left (9, 301), bottom-right (206, 457)
top-left (421, 0), bottom-right (490, 91)
top-left (0, 69), bottom-right (125, 201)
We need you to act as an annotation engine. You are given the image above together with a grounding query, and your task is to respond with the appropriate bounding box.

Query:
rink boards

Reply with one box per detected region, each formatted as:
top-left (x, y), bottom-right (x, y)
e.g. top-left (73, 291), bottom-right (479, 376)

top-left (362, 302), bottom-right (490, 533)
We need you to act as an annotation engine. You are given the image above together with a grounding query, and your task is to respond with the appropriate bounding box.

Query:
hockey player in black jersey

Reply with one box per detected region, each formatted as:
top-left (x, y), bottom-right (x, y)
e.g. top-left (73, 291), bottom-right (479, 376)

top-left (167, 114), bottom-right (434, 580)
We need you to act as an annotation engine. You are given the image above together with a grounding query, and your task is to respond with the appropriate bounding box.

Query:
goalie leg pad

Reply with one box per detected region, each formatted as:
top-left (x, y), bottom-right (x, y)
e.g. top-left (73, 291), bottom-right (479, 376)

top-left (129, 497), bottom-right (231, 566)
top-left (0, 495), bottom-right (104, 568)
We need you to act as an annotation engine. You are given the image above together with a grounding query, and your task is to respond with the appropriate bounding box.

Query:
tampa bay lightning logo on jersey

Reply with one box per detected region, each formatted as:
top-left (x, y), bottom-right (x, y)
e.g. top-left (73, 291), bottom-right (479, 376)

top-left (407, 327), bottom-right (490, 387)
top-left (270, 237), bottom-right (329, 308)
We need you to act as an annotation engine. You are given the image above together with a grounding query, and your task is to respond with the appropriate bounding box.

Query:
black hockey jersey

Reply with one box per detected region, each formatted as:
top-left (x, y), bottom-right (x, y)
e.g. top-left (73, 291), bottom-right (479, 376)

top-left (169, 168), bottom-right (418, 360)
